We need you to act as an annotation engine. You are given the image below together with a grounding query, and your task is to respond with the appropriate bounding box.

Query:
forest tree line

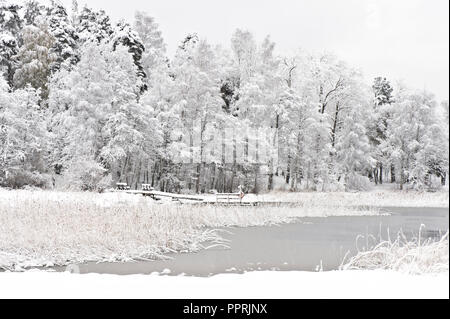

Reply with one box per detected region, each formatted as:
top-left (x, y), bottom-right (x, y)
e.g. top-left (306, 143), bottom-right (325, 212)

top-left (1, 0), bottom-right (449, 193)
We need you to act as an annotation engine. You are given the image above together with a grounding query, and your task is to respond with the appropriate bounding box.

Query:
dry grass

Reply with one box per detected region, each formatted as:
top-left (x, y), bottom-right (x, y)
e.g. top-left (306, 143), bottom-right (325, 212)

top-left (341, 226), bottom-right (449, 274)
top-left (259, 190), bottom-right (449, 208)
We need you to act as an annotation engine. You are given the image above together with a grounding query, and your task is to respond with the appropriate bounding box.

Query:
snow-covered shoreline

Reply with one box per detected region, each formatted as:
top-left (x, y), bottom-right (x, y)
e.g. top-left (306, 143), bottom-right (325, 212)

top-left (0, 189), bottom-right (448, 270)
top-left (251, 190), bottom-right (450, 208)
top-left (0, 270), bottom-right (447, 299)
top-left (2, 187), bottom-right (449, 208)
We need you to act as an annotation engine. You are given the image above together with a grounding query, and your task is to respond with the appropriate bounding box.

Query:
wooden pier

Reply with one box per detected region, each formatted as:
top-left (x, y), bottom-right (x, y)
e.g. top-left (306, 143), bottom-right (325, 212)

top-left (121, 190), bottom-right (205, 202)
top-left (114, 184), bottom-right (302, 207)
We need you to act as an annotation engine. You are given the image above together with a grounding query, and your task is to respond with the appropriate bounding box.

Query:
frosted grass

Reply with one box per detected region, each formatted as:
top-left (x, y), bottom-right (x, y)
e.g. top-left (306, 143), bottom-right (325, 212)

top-left (258, 190), bottom-right (449, 208)
top-left (341, 227), bottom-right (449, 275)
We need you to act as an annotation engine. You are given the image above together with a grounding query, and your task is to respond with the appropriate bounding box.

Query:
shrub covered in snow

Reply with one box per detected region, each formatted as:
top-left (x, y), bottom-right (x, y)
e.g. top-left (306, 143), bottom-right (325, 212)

top-left (3, 170), bottom-right (53, 189)
top-left (345, 174), bottom-right (373, 192)
top-left (61, 160), bottom-right (112, 192)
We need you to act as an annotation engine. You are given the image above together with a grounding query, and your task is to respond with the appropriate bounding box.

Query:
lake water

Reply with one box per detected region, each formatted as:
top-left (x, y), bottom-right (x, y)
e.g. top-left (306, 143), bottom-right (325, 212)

top-left (65, 207), bottom-right (449, 276)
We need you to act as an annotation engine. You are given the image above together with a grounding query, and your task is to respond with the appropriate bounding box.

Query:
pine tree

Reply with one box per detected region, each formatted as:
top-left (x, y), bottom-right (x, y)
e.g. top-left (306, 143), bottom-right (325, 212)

top-left (373, 77), bottom-right (394, 106)
top-left (47, 0), bottom-right (79, 72)
top-left (76, 6), bottom-right (113, 44)
top-left (0, 2), bottom-right (22, 37)
top-left (369, 76), bottom-right (395, 184)
top-left (23, 0), bottom-right (46, 26)
top-left (0, 2), bottom-right (22, 86)
top-left (112, 20), bottom-right (147, 92)
top-left (179, 33), bottom-right (199, 52)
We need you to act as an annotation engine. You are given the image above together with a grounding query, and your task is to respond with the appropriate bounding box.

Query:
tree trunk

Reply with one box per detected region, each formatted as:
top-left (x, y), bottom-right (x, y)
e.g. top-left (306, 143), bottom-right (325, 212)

top-left (221, 127), bottom-right (226, 193)
top-left (331, 102), bottom-right (340, 148)
top-left (379, 163), bottom-right (383, 185)
top-left (268, 159), bottom-right (274, 191)
top-left (188, 130), bottom-right (194, 190)
top-left (390, 164), bottom-right (396, 183)
top-left (210, 163), bottom-right (216, 191)
top-left (441, 173), bottom-right (446, 186)
top-left (286, 151), bottom-right (291, 185)
top-left (120, 155), bottom-right (129, 183)
top-left (254, 128), bottom-right (260, 194)
top-left (151, 161), bottom-right (158, 188)
top-left (400, 160), bottom-right (405, 190)
top-left (195, 163), bottom-right (201, 194)
top-left (134, 160), bottom-right (142, 190)
top-left (231, 130), bottom-right (237, 193)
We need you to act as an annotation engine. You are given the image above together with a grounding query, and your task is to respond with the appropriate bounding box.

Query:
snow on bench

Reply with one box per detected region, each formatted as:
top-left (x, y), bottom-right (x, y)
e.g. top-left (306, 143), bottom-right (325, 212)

top-left (116, 183), bottom-right (130, 191)
top-left (142, 184), bottom-right (154, 191)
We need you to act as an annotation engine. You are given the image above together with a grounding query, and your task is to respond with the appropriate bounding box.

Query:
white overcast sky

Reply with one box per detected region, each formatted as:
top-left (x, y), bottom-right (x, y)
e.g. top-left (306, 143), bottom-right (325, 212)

top-left (57, 0), bottom-right (449, 101)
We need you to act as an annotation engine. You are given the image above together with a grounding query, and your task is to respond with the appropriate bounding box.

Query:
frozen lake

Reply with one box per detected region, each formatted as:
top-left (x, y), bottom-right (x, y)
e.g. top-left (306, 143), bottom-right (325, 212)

top-left (64, 207), bottom-right (449, 276)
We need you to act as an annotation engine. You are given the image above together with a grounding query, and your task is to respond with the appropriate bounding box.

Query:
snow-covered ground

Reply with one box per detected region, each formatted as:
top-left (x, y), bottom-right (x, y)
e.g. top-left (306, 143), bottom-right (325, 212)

top-left (198, 185), bottom-right (450, 208)
top-left (0, 270), bottom-right (447, 299)
top-left (2, 187), bottom-right (448, 208)
top-left (248, 189), bottom-right (449, 208)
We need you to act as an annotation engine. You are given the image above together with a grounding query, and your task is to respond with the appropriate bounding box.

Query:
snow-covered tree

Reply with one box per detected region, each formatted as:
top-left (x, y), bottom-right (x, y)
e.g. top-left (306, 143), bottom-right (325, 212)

top-left (170, 37), bottom-right (223, 193)
top-left (48, 41), bottom-right (160, 189)
top-left (231, 29), bottom-right (257, 85)
top-left (0, 2), bottom-right (446, 194)
top-left (0, 75), bottom-right (50, 188)
top-left (278, 88), bottom-right (312, 189)
top-left (277, 51), bottom-right (372, 191)
top-left (13, 17), bottom-right (56, 101)
top-left (373, 77), bottom-right (394, 106)
top-left (113, 20), bottom-right (147, 92)
top-left (134, 11), bottom-right (166, 85)
top-left (46, 0), bottom-right (78, 72)
top-left (76, 6), bottom-right (113, 44)
top-left (0, 2), bottom-right (22, 40)
top-left (368, 77), bottom-right (395, 184)
top-left (23, 0), bottom-right (46, 26)
top-left (336, 103), bottom-right (374, 190)
top-left (384, 89), bottom-right (448, 190)
top-left (0, 1), bottom-right (22, 86)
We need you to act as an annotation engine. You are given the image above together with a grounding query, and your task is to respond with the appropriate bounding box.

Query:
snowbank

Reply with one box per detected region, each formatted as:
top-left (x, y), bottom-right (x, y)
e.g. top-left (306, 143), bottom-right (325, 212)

top-left (0, 270), bottom-right (447, 299)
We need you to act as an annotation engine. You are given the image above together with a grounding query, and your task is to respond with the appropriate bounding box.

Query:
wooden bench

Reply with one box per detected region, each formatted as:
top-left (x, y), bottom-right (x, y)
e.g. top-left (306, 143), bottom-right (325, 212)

top-left (142, 184), bottom-right (154, 192)
top-left (141, 184), bottom-right (161, 200)
top-left (116, 183), bottom-right (130, 191)
top-left (216, 193), bottom-right (245, 204)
